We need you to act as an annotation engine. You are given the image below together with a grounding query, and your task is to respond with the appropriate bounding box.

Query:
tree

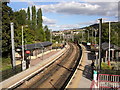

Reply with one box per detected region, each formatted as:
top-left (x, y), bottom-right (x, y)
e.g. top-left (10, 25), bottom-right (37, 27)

top-left (14, 9), bottom-right (27, 25)
top-left (27, 7), bottom-right (31, 28)
top-left (37, 8), bottom-right (43, 28)
top-left (84, 22), bottom-right (120, 46)
top-left (31, 6), bottom-right (36, 30)
top-left (74, 33), bottom-right (82, 43)
top-left (2, 2), bottom-right (14, 57)
top-left (36, 8), bottom-right (46, 41)
top-left (36, 27), bottom-right (46, 41)
top-left (27, 7), bottom-right (30, 21)
top-left (44, 25), bottom-right (50, 41)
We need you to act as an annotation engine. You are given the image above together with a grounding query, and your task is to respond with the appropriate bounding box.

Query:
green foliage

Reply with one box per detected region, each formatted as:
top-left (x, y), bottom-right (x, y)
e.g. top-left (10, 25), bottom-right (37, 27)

top-left (24, 27), bottom-right (35, 44)
top-left (35, 27), bottom-right (46, 42)
top-left (27, 7), bottom-right (30, 20)
top-left (44, 25), bottom-right (50, 41)
top-left (2, 2), bottom-right (14, 56)
top-left (74, 33), bottom-right (82, 42)
top-left (37, 8), bottom-right (43, 28)
top-left (52, 43), bottom-right (63, 48)
top-left (2, 3), bottom-right (51, 69)
top-left (31, 6), bottom-right (36, 30)
top-left (84, 22), bottom-right (120, 47)
top-left (101, 62), bottom-right (112, 70)
top-left (1, 57), bottom-right (12, 70)
top-left (102, 23), bottom-right (109, 42)
top-left (52, 35), bottom-right (60, 43)
top-left (14, 10), bottom-right (27, 25)
top-left (27, 7), bottom-right (31, 28)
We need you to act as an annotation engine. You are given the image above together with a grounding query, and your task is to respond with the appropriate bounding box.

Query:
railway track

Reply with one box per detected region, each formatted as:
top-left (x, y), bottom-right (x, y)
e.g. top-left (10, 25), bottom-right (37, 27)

top-left (13, 43), bottom-right (81, 89)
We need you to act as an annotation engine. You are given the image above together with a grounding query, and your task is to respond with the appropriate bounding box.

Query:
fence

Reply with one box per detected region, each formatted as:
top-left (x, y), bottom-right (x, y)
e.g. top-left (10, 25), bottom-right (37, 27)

top-left (90, 74), bottom-right (120, 89)
top-left (98, 74), bottom-right (120, 89)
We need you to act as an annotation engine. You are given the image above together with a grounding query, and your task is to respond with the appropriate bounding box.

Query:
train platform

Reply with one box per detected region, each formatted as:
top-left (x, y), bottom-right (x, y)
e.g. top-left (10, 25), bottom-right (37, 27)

top-left (30, 49), bottom-right (61, 67)
top-left (16, 49), bottom-right (61, 65)
top-left (0, 45), bottom-right (69, 89)
top-left (67, 44), bottom-right (92, 89)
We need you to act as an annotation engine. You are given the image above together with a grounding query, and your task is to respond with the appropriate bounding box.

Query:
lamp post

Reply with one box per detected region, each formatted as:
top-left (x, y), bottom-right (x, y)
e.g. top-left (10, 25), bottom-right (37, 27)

top-left (22, 26), bottom-right (26, 71)
top-left (81, 30), bottom-right (84, 44)
top-left (98, 18), bottom-right (102, 70)
top-left (86, 30), bottom-right (89, 42)
top-left (92, 28), bottom-right (93, 45)
top-left (71, 31), bottom-right (74, 42)
top-left (95, 29), bottom-right (97, 48)
top-left (108, 21), bottom-right (111, 66)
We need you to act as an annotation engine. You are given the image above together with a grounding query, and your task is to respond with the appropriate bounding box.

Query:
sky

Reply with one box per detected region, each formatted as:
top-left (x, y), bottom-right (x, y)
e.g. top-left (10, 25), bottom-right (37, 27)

top-left (8, 0), bottom-right (119, 31)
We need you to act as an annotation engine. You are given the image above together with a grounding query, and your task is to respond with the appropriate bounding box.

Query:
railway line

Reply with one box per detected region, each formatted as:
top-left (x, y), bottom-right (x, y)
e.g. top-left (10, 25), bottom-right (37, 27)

top-left (7, 42), bottom-right (82, 89)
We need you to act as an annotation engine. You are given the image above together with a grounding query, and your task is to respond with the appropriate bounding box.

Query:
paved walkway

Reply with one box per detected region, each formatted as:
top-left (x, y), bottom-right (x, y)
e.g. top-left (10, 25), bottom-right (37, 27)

top-left (0, 45), bottom-right (69, 89)
top-left (78, 54), bottom-right (92, 88)
top-left (16, 49), bottom-right (60, 66)
top-left (30, 50), bottom-right (60, 66)
top-left (67, 45), bottom-right (93, 89)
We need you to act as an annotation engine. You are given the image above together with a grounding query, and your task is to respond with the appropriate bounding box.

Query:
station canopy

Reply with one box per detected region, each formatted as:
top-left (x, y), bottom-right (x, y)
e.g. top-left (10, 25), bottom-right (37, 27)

top-left (102, 42), bottom-right (120, 51)
top-left (16, 41), bottom-right (52, 51)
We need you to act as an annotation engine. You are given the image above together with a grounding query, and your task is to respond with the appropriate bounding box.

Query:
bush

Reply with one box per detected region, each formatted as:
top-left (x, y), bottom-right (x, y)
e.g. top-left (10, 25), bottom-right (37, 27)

top-left (101, 62), bottom-right (112, 70)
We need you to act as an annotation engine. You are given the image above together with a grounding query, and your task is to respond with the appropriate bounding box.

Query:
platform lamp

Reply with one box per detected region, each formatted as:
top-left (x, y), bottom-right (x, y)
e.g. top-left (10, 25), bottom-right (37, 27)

top-left (108, 21), bottom-right (111, 66)
top-left (98, 18), bottom-right (102, 70)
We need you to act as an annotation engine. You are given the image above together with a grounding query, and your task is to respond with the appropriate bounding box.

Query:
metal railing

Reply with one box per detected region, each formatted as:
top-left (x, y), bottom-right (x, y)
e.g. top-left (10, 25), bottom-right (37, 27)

top-left (90, 74), bottom-right (120, 89)
top-left (98, 74), bottom-right (120, 89)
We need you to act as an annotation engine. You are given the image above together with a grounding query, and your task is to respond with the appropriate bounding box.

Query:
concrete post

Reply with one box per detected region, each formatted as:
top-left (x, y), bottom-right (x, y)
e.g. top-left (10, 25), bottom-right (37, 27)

top-left (10, 22), bottom-right (16, 69)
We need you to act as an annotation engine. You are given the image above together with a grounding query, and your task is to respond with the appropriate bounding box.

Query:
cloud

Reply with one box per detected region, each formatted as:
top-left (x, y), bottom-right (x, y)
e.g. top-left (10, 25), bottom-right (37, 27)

top-left (36, 1), bottom-right (118, 17)
top-left (47, 19), bottom-right (116, 31)
top-left (81, 0), bottom-right (119, 2)
top-left (47, 23), bottom-right (81, 31)
top-left (42, 16), bottom-right (56, 25)
top-left (10, 0), bottom-right (119, 2)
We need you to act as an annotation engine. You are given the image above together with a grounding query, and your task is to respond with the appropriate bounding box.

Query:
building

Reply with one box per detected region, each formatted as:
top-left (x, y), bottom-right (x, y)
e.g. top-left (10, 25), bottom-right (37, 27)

top-left (102, 42), bottom-right (120, 62)
top-left (15, 41), bottom-right (52, 59)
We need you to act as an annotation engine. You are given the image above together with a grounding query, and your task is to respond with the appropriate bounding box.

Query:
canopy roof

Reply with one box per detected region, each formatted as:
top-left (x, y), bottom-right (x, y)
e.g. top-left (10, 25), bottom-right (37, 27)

top-left (102, 42), bottom-right (120, 50)
top-left (17, 41), bottom-right (52, 50)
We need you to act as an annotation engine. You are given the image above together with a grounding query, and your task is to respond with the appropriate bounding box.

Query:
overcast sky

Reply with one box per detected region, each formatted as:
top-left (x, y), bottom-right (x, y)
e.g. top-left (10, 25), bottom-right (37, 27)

top-left (9, 0), bottom-right (119, 31)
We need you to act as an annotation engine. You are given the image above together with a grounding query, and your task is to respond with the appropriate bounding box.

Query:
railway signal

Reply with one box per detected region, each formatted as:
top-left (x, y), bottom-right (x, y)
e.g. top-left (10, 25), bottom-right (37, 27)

top-left (25, 50), bottom-right (30, 54)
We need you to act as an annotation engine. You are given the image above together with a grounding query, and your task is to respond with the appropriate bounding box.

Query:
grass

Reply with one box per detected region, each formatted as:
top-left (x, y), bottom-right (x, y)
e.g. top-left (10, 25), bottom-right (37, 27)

top-left (1, 57), bottom-right (12, 71)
